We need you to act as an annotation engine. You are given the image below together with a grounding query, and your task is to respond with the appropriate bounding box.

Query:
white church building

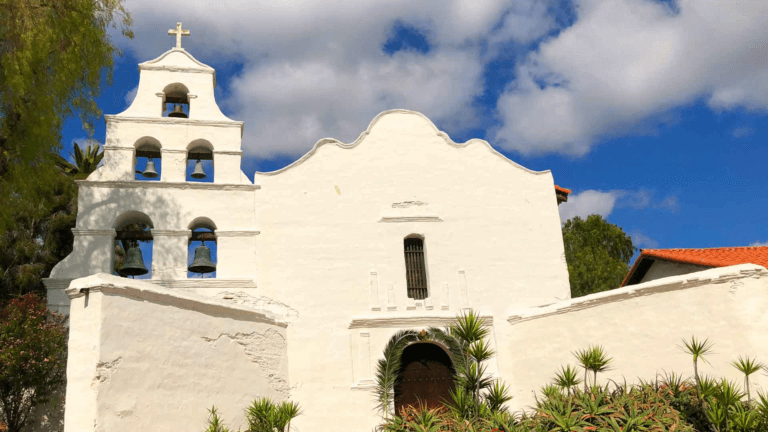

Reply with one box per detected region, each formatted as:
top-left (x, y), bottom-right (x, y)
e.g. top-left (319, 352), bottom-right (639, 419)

top-left (44, 25), bottom-right (768, 432)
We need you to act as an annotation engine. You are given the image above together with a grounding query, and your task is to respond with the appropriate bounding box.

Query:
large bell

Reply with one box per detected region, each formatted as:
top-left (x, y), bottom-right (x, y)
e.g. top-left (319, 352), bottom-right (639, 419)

top-left (119, 244), bottom-right (149, 277)
top-left (190, 159), bottom-right (207, 179)
top-left (188, 242), bottom-right (216, 274)
top-left (142, 157), bottom-right (159, 178)
top-left (168, 104), bottom-right (188, 118)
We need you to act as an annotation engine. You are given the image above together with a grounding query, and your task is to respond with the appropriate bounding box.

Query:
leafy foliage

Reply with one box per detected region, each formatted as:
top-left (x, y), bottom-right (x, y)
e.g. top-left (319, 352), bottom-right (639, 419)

top-left (561, 215), bottom-right (636, 297)
top-left (0, 0), bottom-right (132, 231)
top-left (0, 294), bottom-right (67, 432)
top-left (54, 140), bottom-right (104, 179)
top-left (200, 398), bottom-right (301, 432)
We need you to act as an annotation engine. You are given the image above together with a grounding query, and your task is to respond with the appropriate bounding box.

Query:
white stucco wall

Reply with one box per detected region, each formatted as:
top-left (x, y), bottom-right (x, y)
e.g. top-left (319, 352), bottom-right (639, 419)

top-left (504, 264), bottom-right (768, 411)
top-left (63, 274), bottom-right (289, 432)
top-left (639, 259), bottom-right (711, 284)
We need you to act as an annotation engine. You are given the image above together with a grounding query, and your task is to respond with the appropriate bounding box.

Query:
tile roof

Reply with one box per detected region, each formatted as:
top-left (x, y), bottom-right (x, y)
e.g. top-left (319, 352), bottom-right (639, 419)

top-left (621, 246), bottom-right (768, 286)
top-left (554, 185), bottom-right (571, 194)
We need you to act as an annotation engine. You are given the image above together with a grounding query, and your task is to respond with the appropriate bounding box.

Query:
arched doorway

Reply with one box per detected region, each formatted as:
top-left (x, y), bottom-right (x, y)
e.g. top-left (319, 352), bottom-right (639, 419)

top-left (394, 342), bottom-right (455, 413)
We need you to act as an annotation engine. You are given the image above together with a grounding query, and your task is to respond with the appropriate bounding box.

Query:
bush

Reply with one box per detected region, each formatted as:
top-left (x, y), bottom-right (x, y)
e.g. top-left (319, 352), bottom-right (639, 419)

top-left (0, 294), bottom-right (67, 432)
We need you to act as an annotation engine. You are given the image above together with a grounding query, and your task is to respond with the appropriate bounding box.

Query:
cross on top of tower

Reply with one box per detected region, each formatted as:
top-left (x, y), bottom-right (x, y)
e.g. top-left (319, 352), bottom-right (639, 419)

top-left (168, 22), bottom-right (190, 49)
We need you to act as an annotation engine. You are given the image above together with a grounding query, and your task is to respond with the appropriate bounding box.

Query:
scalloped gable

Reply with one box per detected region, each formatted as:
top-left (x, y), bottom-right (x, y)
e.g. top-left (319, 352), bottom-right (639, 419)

top-left (139, 48), bottom-right (216, 83)
top-left (255, 109), bottom-right (550, 177)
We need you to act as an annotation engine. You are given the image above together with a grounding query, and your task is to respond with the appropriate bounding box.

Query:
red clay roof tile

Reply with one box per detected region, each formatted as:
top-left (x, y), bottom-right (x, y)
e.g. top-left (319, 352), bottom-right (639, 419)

top-left (621, 246), bottom-right (768, 286)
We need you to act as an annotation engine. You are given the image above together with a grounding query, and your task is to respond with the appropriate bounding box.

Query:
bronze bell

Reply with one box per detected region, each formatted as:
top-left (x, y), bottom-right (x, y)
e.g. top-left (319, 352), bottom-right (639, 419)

top-left (168, 104), bottom-right (188, 118)
top-left (119, 244), bottom-right (149, 277)
top-left (188, 242), bottom-right (216, 274)
top-left (142, 157), bottom-right (159, 178)
top-left (190, 159), bottom-right (206, 179)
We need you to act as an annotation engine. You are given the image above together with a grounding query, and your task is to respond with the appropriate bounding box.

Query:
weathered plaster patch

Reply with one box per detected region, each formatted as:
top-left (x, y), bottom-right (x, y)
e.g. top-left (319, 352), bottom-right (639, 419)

top-left (215, 291), bottom-right (299, 321)
top-left (202, 329), bottom-right (289, 397)
top-left (392, 201), bottom-right (427, 208)
top-left (92, 357), bottom-right (122, 388)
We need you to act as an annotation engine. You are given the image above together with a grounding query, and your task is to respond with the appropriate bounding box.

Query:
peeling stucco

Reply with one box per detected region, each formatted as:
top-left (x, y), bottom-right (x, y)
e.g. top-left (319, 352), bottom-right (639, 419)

top-left (92, 357), bottom-right (122, 388)
top-left (215, 291), bottom-right (299, 321)
top-left (202, 329), bottom-right (289, 397)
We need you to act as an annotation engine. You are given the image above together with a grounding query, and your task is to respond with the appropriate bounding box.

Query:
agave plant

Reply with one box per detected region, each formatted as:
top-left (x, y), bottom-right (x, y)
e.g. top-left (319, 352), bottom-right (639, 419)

top-left (244, 398), bottom-right (301, 432)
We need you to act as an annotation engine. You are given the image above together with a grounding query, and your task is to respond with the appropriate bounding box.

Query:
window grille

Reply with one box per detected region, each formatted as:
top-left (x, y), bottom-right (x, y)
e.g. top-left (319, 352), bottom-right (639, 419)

top-left (404, 238), bottom-right (428, 300)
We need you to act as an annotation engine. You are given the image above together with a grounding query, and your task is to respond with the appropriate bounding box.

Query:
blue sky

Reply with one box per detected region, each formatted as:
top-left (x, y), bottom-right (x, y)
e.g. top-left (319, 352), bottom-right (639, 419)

top-left (62, 0), bottom-right (768, 261)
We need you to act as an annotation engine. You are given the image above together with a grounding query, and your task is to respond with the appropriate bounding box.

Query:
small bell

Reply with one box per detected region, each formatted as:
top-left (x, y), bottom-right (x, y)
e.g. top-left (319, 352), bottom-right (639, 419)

top-left (189, 242), bottom-right (216, 275)
top-left (168, 104), bottom-right (188, 118)
top-left (190, 159), bottom-right (207, 179)
top-left (119, 244), bottom-right (149, 277)
top-left (142, 157), bottom-right (159, 178)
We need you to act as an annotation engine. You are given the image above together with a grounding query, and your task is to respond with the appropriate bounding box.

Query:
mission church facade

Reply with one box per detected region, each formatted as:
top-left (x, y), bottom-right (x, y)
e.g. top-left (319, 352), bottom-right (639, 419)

top-left (44, 24), bottom-right (768, 432)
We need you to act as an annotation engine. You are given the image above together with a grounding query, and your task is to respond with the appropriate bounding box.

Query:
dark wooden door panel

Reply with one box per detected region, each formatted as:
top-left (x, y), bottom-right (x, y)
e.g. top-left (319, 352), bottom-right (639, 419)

top-left (394, 343), bottom-right (455, 413)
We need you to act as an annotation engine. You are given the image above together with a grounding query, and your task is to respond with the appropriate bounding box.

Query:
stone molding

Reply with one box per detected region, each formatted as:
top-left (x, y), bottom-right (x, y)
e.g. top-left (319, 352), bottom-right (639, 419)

top-left (507, 264), bottom-right (768, 326)
top-left (104, 115), bottom-right (243, 132)
top-left (150, 279), bottom-right (258, 289)
top-left (348, 313), bottom-right (493, 329)
top-left (140, 65), bottom-right (213, 75)
top-left (103, 147), bottom-right (243, 157)
top-left (216, 230), bottom-right (260, 237)
top-left (213, 150), bottom-right (243, 156)
top-left (255, 109), bottom-right (551, 177)
top-left (72, 229), bottom-right (116, 237)
top-left (43, 278), bottom-right (74, 289)
top-left (76, 179), bottom-right (260, 191)
top-left (65, 274), bottom-right (284, 326)
top-left (379, 216), bottom-right (443, 223)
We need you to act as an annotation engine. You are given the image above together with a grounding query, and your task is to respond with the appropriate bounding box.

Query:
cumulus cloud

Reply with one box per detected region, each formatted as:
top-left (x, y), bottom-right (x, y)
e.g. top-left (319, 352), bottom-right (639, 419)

top-left (119, 0), bottom-right (553, 158)
top-left (559, 188), bottom-right (679, 222)
top-left (124, 86), bottom-right (139, 107)
top-left (750, 241), bottom-right (768, 247)
top-left (493, 0), bottom-right (768, 155)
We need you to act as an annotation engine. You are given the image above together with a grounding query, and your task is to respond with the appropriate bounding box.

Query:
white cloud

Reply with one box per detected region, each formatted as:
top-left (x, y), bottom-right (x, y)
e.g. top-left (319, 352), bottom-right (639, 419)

top-left (629, 231), bottom-right (658, 248)
top-left (750, 241), bottom-right (768, 247)
top-left (559, 190), bottom-right (619, 221)
top-left (732, 126), bottom-right (754, 138)
top-left (119, 0), bottom-right (554, 158)
top-left (493, 0), bottom-right (768, 155)
top-left (559, 188), bottom-right (679, 222)
top-left (124, 86), bottom-right (139, 107)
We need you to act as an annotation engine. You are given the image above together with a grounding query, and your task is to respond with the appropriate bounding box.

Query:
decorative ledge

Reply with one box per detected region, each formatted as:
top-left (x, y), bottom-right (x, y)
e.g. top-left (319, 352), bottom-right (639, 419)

top-left (349, 312), bottom-right (493, 329)
top-left (104, 115), bottom-right (242, 130)
top-left (76, 180), bottom-right (260, 191)
top-left (507, 264), bottom-right (768, 326)
top-left (379, 216), bottom-right (443, 223)
top-left (66, 273), bottom-right (283, 326)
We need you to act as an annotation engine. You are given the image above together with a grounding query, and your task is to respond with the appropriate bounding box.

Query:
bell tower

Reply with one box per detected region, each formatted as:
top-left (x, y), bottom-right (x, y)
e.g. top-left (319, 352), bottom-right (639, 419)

top-left (45, 23), bottom-right (260, 314)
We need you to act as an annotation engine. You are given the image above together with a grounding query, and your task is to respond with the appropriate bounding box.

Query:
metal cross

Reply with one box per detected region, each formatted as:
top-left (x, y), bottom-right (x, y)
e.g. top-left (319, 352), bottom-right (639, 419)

top-left (168, 22), bottom-right (190, 49)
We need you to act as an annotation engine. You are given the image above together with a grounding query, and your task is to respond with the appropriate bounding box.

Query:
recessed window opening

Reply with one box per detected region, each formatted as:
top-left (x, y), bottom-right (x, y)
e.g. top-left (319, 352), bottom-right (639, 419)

top-left (135, 142), bottom-right (162, 181)
top-left (188, 223), bottom-right (217, 278)
top-left (186, 142), bottom-right (214, 182)
top-left (163, 83), bottom-right (190, 118)
top-left (404, 236), bottom-right (428, 300)
top-left (114, 213), bottom-right (153, 280)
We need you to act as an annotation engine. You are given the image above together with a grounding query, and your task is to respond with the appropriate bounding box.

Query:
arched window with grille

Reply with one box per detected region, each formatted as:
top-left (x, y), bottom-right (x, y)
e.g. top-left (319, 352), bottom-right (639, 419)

top-left (404, 236), bottom-right (428, 299)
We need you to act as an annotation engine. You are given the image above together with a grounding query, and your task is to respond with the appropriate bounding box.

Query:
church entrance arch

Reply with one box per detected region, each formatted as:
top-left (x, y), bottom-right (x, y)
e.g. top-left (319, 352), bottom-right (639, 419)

top-left (394, 342), bottom-right (455, 413)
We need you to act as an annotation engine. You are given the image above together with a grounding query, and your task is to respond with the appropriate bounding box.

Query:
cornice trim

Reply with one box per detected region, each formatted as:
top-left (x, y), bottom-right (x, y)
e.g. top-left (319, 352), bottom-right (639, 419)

top-left (104, 115), bottom-right (243, 131)
top-left (76, 180), bottom-right (259, 191)
top-left (72, 229), bottom-right (116, 237)
top-left (379, 216), bottom-right (443, 223)
top-left (349, 313), bottom-right (493, 329)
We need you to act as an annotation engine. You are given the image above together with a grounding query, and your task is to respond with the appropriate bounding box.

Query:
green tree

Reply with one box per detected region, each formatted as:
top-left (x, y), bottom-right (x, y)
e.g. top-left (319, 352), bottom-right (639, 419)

top-left (0, 293), bottom-right (68, 432)
top-left (0, 0), bottom-right (132, 231)
top-left (561, 215), bottom-right (636, 297)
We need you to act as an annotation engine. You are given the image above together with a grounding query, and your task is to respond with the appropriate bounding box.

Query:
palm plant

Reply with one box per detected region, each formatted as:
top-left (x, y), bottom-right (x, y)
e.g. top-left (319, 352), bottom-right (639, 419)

top-left (552, 365), bottom-right (582, 396)
top-left (679, 336), bottom-right (713, 390)
top-left (372, 329), bottom-right (419, 419)
top-left (244, 398), bottom-right (301, 432)
top-left (204, 406), bottom-right (230, 432)
top-left (731, 356), bottom-right (763, 403)
top-left (573, 345), bottom-right (612, 389)
top-left (55, 140), bottom-right (104, 179)
top-left (573, 347), bottom-right (593, 392)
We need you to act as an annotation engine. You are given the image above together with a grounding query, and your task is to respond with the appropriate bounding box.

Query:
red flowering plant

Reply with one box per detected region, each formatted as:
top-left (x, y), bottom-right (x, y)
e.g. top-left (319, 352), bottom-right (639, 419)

top-left (0, 294), bottom-right (67, 432)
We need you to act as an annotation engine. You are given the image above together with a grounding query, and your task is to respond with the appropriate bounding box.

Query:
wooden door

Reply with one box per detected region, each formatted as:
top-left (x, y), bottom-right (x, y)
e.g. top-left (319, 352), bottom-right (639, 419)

top-left (394, 343), bottom-right (455, 413)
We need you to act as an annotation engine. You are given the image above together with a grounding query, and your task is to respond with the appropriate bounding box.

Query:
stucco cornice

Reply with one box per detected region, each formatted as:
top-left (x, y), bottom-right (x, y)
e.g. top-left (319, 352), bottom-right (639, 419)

top-left (255, 109), bottom-right (551, 177)
top-left (379, 216), bottom-right (443, 223)
top-left (66, 274), bottom-right (284, 326)
top-left (72, 229), bottom-right (116, 237)
top-left (507, 264), bottom-right (768, 325)
top-left (104, 115), bottom-right (243, 133)
top-left (76, 180), bottom-right (259, 191)
top-left (348, 313), bottom-right (493, 329)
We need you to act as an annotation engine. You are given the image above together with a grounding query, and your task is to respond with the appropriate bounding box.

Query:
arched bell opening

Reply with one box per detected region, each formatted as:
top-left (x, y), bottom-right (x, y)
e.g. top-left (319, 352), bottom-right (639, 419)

top-left (134, 138), bottom-right (162, 181)
top-left (113, 211), bottom-right (154, 279)
top-left (162, 83), bottom-right (190, 119)
top-left (394, 342), bottom-right (455, 413)
top-left (187, 219), bottom-right (217, 278)
top-left (186, 140), bottom-right (214, 183)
